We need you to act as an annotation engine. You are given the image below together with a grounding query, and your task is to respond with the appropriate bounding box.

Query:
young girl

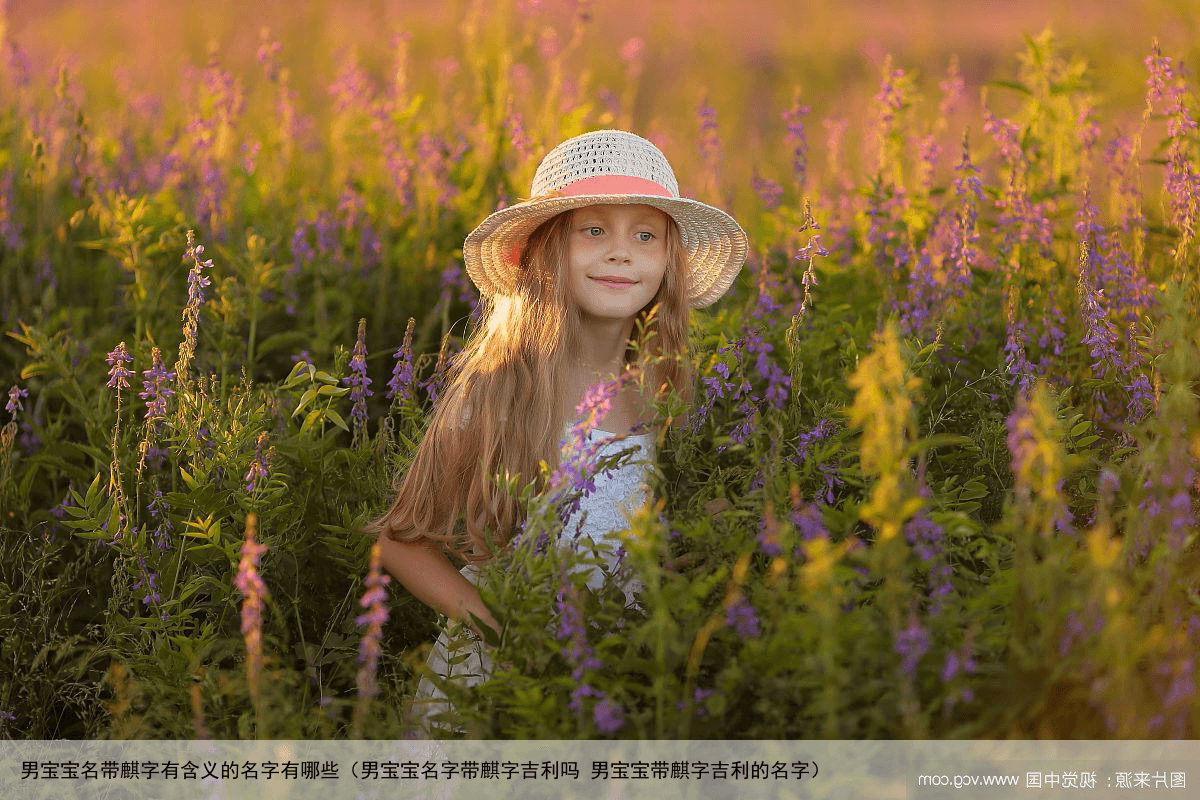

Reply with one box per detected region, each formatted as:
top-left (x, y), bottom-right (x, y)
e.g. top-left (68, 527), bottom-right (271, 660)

top-left (365, 129), bottom-right (747, 731)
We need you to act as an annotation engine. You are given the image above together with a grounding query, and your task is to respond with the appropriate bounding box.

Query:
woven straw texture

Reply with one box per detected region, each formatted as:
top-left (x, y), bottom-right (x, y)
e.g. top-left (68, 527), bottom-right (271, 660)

top-left (464, 130), bottom-right (748, 309)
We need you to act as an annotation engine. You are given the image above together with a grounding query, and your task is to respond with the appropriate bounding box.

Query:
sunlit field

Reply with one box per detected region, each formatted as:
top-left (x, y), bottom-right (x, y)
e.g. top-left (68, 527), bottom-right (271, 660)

top-left (1, 0), bottom-right (1198, 739)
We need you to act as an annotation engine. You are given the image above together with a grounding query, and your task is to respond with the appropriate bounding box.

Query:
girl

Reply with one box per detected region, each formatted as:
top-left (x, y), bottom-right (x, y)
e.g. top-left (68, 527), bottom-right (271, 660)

top-left (365, 129), bottom-right (747, 731)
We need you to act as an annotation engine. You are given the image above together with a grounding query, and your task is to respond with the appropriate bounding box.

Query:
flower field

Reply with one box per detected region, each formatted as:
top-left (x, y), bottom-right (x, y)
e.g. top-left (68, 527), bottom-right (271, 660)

top-left (1, 0), bottom-right (1198, 739)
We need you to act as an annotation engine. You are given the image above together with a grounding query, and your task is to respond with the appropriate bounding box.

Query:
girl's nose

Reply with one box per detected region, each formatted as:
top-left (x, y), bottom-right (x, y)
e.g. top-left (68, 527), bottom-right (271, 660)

top-left (606, 245), bottom-right (631, 263)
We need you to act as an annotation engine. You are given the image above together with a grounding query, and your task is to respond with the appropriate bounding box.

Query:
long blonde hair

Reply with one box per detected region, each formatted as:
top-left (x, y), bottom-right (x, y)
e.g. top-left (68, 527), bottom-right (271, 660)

top-left (364, 208), bottom-right (693, 561)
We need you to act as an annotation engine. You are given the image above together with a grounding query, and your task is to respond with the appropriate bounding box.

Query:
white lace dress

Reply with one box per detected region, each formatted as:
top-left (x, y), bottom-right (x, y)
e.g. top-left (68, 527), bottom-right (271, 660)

top-left (410, 426), bottom-right (655, 734)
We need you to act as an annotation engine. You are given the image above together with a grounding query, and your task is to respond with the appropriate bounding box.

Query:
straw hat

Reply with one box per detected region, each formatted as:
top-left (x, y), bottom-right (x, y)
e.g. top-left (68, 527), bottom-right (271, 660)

top-left (464, 129), bottom-right (748, 308)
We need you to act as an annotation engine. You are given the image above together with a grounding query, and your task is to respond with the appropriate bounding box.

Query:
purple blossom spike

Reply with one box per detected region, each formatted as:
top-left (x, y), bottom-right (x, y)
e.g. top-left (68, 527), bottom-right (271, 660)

top-left (345, 318), bottom-right (373, 445)
top-left (550, 377), bottom-right (624, 519)
top-left (138, 347), bottom-right (175, 431)
top-left (6, 385), bottom-right (28, 418)
top-left (894, 614), bottom-right (929, 677)
top-left (244, 432), bottom-right (270, 493)
top-left (234, 515), bottom-right (268, 695)
top-left (1077, 242), bottom-right (1121, 379)
top-left (355, 542), bottom-right (391, 701)
top-left (556, 585), bottom-right (603, 712)
top-left (752, 169), bottom-right (783, 210)
top-left (177, 231), bottom-right (213, 382)
top-left (387, 318), bottom-right (416, 403)
top-left (726, 597), bottom-right (761, 638)
top-left (593, 698), bottom-right (625, 735)
top-left (696, 95), bottom-right (722, 186)
top-left (783, 89), bottom-right (810, 191)
top-left (105, 341), bottom-right (134, 391)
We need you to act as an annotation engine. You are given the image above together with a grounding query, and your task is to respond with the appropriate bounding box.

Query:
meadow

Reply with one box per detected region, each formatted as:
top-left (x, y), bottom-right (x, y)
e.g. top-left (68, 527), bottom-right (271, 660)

top-left (0, 0), bottom-right (1198, 739)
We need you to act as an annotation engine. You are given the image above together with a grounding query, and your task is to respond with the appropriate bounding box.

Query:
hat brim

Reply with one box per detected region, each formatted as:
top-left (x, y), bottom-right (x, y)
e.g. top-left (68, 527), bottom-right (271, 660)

top-left (464, 193), bottom-right (748, 309)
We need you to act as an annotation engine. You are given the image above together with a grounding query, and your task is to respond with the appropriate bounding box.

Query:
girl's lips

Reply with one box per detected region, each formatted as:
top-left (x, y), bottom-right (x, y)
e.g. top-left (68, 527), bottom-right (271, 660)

top-left (591, 277), bottom-right (636, 289)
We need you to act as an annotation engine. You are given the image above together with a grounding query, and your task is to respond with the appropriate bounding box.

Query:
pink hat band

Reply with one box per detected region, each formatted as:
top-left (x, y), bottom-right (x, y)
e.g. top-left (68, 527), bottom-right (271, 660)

top-left (548, 174), bottom-right (673, 199)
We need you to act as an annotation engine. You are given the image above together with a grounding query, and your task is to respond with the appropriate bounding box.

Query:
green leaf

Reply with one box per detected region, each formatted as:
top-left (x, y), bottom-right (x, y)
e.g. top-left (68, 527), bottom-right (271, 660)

top-left (986, 79), bottom-right (1033, 95)
top-left (293, 387), bottom-right (318, 416)
top-left (83, 472), bottom-right (103, 508)
top-left (20, 362), bottom-right (51, 379)
top-left (282, 359), bottom-right (311, 388)
top-left (300, 409), bottom-right (322, 435)
top-left (326, 408), bottom-right (350, 433)
top-left (317, 384), bottom-right (349, 397)
top-left (180, 466), bottom-right (200, 491)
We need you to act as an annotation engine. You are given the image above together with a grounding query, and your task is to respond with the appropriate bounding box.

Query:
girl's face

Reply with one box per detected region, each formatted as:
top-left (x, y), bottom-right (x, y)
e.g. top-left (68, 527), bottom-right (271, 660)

top-left (565, 204), bottom-right (670, 324)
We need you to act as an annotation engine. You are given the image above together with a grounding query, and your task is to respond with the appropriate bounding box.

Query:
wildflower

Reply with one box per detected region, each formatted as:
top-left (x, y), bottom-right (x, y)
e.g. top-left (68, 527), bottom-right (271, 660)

top-left (355, 542), bottom-right (391, 701)
top-left (938, 56), bottom-right (965, 120)
top-left (147, 489), bottom-right (174, 551)
top-left (726, 597), bottom-right (761, 638)
top-left (234, 514), bottom-right (268, 696)
top-left (593, 698), bottom-right (625, 735)
top-left (551, 378), bottom-right (623, 518)
top-left (176, 231), bottom-right (213, 383)
top-left (387, 318), bottom-right (416, 403)
top-left (696, 95), bottom-right (722, 182)
top-left (244, 432), bottom-right (270, 493)
top-left (791, 503), bottom-right (828, 541)
top-left (503, 96), bottom-right (532, 165)
top-left (619, 36), bottom-right (644, 66)
top-left (783, 89), bottom-right (809, 190)
top-left (131, 556), bottom-right (162, 607)
top-left (751, 169), bottom-right (783, 210)
top-left (105, 341), bottom-right (134, 390)
top-left (1077, 242), bottom-right (1121, 379)
top-left (6, 385), bottom-right (27, 418)
top-left (345, 318), bottom-right (373, 445)
top-left (948, 133), bottom-right (982, 297)
top-left (556, 585), bottom-right (603, 712)
top-left (795, 419), bottom-right (831, 463)
top-left (138, 347), bottom-right (175, 431)
top-left (1145, 43), bottom-right (1200, 255)
top-left (894, 614), bottom-right (929, 677)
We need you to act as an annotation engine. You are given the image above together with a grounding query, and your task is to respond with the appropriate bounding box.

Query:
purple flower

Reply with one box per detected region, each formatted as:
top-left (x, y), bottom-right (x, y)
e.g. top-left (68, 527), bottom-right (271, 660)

top-left (593, 698), bottom-right (625, 735)
top-left (355, 542), bottom-right (391, 701)
top-left (791, 503), bottom-right (828, 541)
top-left (894, 614), bottom-right (929, 677)
top-left (387, 318), bottom-right (416, 403)
top-left (105, 341), bottom-right (134, 391)
top-left (138, 347), bottom-right (176, 430)
top-left (6, 385), bottom-right (28, 418)
top-left (131, 556), bottom-right (162, 607)
top-left (795, 419), bottom-right (831, 463)
top-left (726, 598), bottom-right (760, 638)
top-left (752, 170), bottom-right (783, 210)
top-left (177, 231), bottom-right (213, 382)
top-left (696, 95), bottom-right (722, 180)
top-left (244, 432), bottom-right (270, 493)
top-left (556, 585), bottom-right (604, 713)
top-left (234, 515), bottom-right (268, 692)
top-left (938, 56), bottom-right (965, 120)
top-left (345, 318), bottom-right (373, 444)
top-left (783, 90), bottom-right (809, 190)
top-left (1077, 243), bottom-right (1121, 379)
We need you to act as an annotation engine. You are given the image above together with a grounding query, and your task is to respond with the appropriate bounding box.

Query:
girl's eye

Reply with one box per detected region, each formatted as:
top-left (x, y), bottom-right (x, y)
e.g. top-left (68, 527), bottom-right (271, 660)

top-left (636, 231), bottom-right (655, 242)
top-left (585, 226), bottom-right (603, 236)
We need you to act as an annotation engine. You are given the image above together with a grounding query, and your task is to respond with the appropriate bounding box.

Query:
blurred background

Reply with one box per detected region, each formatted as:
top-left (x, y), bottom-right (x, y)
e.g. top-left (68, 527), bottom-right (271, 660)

top-left (7, 0), bottom-right (1196, 171)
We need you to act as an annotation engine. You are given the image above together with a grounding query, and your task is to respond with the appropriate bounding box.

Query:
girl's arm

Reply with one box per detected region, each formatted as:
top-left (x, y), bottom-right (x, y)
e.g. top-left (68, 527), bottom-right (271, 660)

top-left (375, 533), bottom-right (500, 638)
